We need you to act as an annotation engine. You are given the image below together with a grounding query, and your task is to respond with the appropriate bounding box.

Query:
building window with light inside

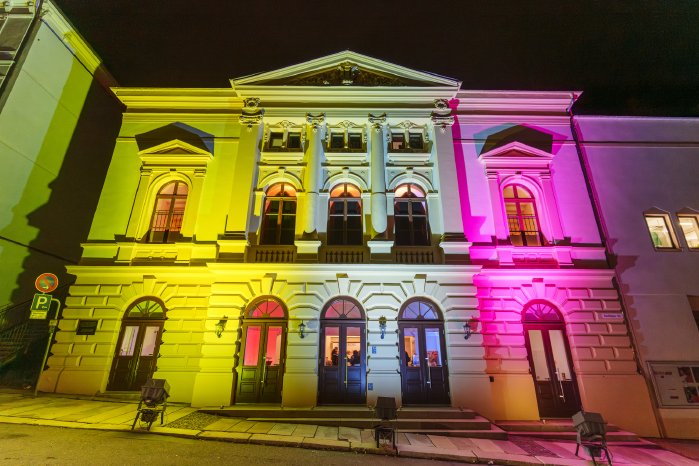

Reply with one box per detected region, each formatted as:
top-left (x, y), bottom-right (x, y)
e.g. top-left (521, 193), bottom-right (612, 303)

top-left (148, 181), bottom-right (188, 243)
top-left (394, 183), bottom-right (430, 246)
top-left (504, 184), bottom-right (543, 246)
top-left (389, 130), bottom-right (425, 152)
top-left (644, 214), bottom-right (677, 249)
top-left (678, 214), bottom-right (699, 249)
top-left (260, 183), bottom-right (297, 245)
top-left (327, 183), bottom-right (363, 245)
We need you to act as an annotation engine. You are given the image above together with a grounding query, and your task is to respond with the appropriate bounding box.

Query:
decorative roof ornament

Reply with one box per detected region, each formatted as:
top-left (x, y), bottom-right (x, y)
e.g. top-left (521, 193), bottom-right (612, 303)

top-left (431, 99), bottom-right (454, 134)
top-left (239, 97), bottom-right (264, 130)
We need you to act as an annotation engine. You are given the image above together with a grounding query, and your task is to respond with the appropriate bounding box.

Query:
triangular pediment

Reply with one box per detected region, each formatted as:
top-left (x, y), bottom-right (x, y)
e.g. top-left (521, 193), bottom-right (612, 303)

top-left (232, 51), bottom-right (460, 88)
top-left (139, 139), bottom-right (211, 156)
top-left (479, 141), bottom-right (553, 160)
top-left (138, 139), bottom-right (212, 166)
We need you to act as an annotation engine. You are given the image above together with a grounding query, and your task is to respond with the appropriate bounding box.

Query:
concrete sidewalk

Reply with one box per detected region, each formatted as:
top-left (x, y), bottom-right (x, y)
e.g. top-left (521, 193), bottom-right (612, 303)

top-left (0, 391), bottom-right (696, 466)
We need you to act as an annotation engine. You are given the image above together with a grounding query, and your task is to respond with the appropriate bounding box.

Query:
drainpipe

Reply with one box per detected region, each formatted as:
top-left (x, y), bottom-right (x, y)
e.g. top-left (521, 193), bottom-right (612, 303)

top-left (567, 96), bottom-right (666, 438)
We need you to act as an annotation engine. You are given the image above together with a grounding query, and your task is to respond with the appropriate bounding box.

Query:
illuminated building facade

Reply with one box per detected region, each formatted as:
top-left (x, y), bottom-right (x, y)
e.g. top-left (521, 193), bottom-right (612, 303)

top-left (38, 51), bottom-right (669, 437)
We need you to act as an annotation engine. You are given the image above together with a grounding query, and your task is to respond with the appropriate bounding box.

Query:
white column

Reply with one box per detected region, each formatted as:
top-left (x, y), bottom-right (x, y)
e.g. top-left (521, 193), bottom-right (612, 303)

top-left (369, 113), bottom-right (388, 236)
top-left (302, 113), bottom-right (325, 236)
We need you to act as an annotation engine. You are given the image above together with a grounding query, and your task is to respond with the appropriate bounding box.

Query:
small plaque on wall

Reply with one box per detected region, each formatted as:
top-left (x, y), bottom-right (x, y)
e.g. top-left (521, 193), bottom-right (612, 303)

top-left (76, 319), bottom-right (99, 336)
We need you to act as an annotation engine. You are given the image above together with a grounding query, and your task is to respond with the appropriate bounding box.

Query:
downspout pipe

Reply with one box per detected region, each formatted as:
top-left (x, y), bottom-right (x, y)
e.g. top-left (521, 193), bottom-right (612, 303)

top-left (567, 96), bottom-right (666, 438)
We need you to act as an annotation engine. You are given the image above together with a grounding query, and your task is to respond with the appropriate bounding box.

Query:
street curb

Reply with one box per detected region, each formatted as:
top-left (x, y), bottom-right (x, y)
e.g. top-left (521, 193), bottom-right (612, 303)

top-left (0, 418), bottom-right (559, 465)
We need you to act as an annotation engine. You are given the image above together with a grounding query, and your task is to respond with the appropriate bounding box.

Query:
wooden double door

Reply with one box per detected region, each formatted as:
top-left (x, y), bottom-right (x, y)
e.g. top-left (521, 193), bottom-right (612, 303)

top-left (108, 320), bottom-right (164, 391)
top-left (318, 321), bottom-right (366, 404)
top-left (236, 321), bottom-right (287, 403)
top-left (524, 323), bottom-right (581, 417)
top-left (399, 323), bottom-right (450, 405)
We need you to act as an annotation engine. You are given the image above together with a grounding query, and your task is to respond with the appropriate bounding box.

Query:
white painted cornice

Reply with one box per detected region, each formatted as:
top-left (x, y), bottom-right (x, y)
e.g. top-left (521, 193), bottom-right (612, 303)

top-left (233, 85), bottom-right (459, 105)
top-left (112, 88), bottom-right (242, 111)
top-left (455, 90), bottom-right (582, 114)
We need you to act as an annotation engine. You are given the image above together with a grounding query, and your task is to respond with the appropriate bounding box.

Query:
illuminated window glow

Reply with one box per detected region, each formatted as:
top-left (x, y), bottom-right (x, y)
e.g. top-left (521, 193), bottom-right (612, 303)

top-left (149, 181), bottom-right (188, 243)
top-left (261, 183), bottom-right (296, 245)
top-left (644, 215), bottom-right (677, 249)
top-left (678, 215), bottom-right (699, 249)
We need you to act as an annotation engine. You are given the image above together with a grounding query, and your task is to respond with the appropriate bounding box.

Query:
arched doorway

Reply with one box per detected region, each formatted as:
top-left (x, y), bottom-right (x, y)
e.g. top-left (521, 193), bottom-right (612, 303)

top-left (318, 298), bottom-right (366, 404)
top-left (108, 298), bottom-right (166, 391)
top-left (236, 298), bottom-right (288, 403)
top-left (522, 301), bottom-right (581, 417)
top-left (398, 299), bottom-right (450, 405)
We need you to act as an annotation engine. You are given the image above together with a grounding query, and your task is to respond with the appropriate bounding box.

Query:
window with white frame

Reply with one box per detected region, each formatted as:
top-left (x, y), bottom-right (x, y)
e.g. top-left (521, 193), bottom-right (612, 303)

top-left (148, 181), bottom-right (188, 243)
top-left (260, 183), bottom-right (297, 245)
top-left (678, 214), bottom-right (699, 249)
top-left (394, 183), bottom-right (430, 246)
top-left (265, 129), bottom-right (302, 151)
top-left (644, 214), bottom-right (677, 249)
top-left (389, 128), bottom-right (427, 152)
top-left (327, 130), bottom-right (364, 152)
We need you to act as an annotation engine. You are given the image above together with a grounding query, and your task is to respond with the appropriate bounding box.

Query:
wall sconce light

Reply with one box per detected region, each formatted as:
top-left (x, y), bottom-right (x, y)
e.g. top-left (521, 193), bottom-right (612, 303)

top-left (463, 318), bottom-right (478, 340)
top-left (378, 315), bottom-right (387, 340)
top-left (299, 320), bottom-right (306, 339)
top-left (215, 316), bottom-right (228, 338)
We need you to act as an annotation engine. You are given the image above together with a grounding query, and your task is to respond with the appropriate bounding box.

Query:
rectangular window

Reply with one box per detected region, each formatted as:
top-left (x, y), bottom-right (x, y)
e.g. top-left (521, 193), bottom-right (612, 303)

top-left (391, 133), bottom-right (405, 151)
top-left (645, 215), bottom-right (677, 249)
top-left (269, 132), bottom-right (284, 148)
top-left (408, 132), bottom-right (424, 150)
top-left (330, 132), bottom-right (344, 149)
top-left (287, 133), bottom-right (301, 149)
top-left (679, 216), bottom-right (699, 249)
top-left (348, 133), bottom-right (362, 150)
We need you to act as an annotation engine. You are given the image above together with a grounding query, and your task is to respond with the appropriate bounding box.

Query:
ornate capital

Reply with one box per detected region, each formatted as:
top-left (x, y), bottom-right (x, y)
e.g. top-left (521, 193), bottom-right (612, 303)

top-left (430, 113), bottom-right (455, 134)
top-left (239, 109), bottom-right (264, 130)
top-left (368, 113), bottom-right (387, 132)
top-left (306, 113), bottom-right (326, 134)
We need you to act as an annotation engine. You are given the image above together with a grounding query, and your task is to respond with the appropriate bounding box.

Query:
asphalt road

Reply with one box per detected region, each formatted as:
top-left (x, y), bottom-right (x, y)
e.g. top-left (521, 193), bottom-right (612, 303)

top-left (0, 423), bottom-right (479, 465)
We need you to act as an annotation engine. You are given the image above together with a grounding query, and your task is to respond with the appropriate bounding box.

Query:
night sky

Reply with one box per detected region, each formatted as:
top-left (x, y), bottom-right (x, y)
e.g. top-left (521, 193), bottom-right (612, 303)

top-left (53, 1), bottom-right (699, 115)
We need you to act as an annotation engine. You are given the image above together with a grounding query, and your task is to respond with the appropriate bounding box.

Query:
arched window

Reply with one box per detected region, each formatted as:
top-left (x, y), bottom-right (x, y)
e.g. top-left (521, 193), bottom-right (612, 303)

top-left (322, 298), bottom-right (364, 319)
top-left (260, 183), bottom-right (297, 245)
top-left (394, 184), bottom-right (430, 246)
top-left (504, 184), bottom-right (543, 246)
top-left (522, 301), bottom-right (563, 322)
top-left (149, 181), bottom-right (188, 243)
top-left (327, 183), bottom-right (362, 245)
top-left (399, 299), bottom-right (441, 320)
top-left (247, 298), bottom-right (287, 318)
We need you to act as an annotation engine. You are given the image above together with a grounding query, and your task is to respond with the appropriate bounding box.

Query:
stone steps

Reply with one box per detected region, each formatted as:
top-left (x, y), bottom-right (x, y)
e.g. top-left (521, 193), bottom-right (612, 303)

top-left (199, 406), bottom-right (505, 439)
top-left (496, 420), bottom-right (641, 442)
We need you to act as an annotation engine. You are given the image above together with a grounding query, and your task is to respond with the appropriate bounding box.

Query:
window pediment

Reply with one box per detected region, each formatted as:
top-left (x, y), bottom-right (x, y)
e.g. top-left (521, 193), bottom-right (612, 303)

top-left (138, 139), bottom-right (213, 167)
top-left (479, 141), bottom-right (553, 172)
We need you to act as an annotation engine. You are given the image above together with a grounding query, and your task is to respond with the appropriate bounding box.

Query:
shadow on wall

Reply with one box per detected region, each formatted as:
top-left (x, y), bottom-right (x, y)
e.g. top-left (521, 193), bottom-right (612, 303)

top-left (478, 124), bottom-right (554, 155)
top-left (135, 122), bottom-right (214, 153)
top-left (5, 78), bottom-right (121, 326)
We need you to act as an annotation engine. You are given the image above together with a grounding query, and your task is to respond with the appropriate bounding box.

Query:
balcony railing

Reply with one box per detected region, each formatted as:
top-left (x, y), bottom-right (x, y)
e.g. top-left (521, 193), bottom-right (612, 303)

top-left (392, 246), bottom-right (441, 264)
top-left (321, 245), bottom-right (368, 263)
top-left (507, 215), bottom-right (543, 246)
top-left (148, 211), bottom-right (184, 243)
top-left (247, 244), bottom-right (297, 263)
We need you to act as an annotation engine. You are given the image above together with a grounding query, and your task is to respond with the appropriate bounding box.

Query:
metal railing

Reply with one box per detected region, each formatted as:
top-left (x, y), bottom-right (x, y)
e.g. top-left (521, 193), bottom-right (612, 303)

top-left (507, 215), bottom-right (543, 246)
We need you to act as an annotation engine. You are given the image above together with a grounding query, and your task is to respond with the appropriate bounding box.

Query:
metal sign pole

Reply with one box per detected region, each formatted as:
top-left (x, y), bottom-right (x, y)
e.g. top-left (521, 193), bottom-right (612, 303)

top-left (34, 299), bottom-right (60, 398)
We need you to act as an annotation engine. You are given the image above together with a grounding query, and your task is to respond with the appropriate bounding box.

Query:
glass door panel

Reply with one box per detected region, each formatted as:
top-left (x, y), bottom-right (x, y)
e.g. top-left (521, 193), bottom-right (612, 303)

top-left (346, 326), bottom-right (361, 365)
top-left (119, 326), bottom-right (139, 356)
top-left (527, 330), bottom-right (551, 381)
top-left (265, 326), bottom-right (282, 366)
top-left (403, 327), bottom-right (420, 367)
top-left (140, 326), bottom-right (160, 356)
top-left (549, 330), bottom-right (572, 381)
top-left (243, 326), bottom-right (261, 366)
top-left (424, 328), bottom-right (442, 367)
top-left (318, 323), bottom-right (365, 404)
